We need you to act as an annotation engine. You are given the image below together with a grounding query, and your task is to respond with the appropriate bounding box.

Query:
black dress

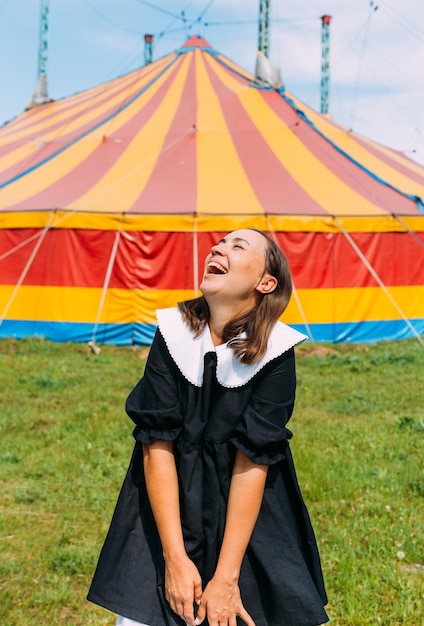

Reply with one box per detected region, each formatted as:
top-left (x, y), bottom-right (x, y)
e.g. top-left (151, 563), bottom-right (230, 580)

top-left (88, 308), bottom-right (329, 626)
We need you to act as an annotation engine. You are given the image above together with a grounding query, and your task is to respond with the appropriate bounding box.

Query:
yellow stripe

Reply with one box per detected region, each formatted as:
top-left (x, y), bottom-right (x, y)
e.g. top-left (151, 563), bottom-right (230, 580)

top-left (0, 71), bottom-right (139, 153)
top-left (288, 92), bottom-right (424, 180)
top-left (205, 55), bottom-right (249, 95)
top-left (0, 286), bottom-right (194, 324)
top-left (292, 98), bottom-right (424, 200)
top-left (196, 51), bottom-right (264, 215)
top-left (0, 56), bottom-right (173, 148)
top-left (207, 60), bottom-right (388, 217)
top-left (1, 285), bottom-right (422, 325)
top-left (0, 137), bottom-right (104, 210)
top-left (283, 286), bottom-right (424, 324)
top-left (1, 211), bottom-right (424, 233)
top-left (216, 54), bottom-right (254, 80)
top-left (0, 68), bottom-right (167, 175)
top-left (354, 133), bottom-right (424, 179)
top-left (134, 289), bottom-right (194, 324)
top-left (0, 58), bottom-right (184, 211)
top-left (64, 55), bottom-right (191, 213)
top-left (0, 57), bottom-right (171, 144)
top-left (1, 79), bottom-right (129, 137)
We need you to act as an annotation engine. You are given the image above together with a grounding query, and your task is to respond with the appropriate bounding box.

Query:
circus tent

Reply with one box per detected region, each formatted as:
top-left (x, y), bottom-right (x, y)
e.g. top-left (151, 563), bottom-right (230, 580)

top-left (0, 35), bottom-right (423, 346)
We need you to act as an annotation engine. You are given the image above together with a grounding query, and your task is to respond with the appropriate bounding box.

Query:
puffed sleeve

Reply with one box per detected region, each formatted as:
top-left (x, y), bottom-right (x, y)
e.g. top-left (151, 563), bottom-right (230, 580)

top-left (230, 348), bottom-right (296, 465)
top-left (125, 330), bottom-right (182, 444)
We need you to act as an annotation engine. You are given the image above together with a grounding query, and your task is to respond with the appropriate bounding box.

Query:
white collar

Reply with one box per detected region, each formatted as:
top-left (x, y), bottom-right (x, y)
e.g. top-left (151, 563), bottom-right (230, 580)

top-left (156, 307), bottom-right (307, 389)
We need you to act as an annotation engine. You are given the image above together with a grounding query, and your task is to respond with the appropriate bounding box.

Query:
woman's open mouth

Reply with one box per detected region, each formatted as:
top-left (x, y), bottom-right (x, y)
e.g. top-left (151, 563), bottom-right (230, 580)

top-left (207, 261), bottom-right (228, 275)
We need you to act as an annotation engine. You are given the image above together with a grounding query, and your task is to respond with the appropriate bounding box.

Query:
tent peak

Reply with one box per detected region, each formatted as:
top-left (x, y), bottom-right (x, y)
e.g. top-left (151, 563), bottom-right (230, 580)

top-left (180, 35), bottom-right (212, 50)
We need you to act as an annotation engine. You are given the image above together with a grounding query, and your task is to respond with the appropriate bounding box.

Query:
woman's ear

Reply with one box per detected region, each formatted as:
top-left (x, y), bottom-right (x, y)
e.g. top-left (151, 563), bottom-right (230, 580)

top-left (256, 274), bottom-right (278, 294)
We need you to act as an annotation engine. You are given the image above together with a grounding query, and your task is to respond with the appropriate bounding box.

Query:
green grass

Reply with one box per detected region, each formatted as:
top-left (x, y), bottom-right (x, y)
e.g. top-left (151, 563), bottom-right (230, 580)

top-left (0, 337), bottom-right (423, 625)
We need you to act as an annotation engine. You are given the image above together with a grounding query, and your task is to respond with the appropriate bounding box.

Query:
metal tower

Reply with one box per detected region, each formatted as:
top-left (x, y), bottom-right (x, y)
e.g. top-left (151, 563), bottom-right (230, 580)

top-left (320, 15), bottom-right (332, 114)
top-left (258, 0), bottom-right (271, 57)
top-left (144, 34), bottom-right (154, 65)
top-left (29, 0), bottom-right (51, 107)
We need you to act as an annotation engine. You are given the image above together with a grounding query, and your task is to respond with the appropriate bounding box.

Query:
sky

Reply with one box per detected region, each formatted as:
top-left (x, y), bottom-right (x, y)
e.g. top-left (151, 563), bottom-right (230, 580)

top-left (1, 0), bottom-right (424, 164)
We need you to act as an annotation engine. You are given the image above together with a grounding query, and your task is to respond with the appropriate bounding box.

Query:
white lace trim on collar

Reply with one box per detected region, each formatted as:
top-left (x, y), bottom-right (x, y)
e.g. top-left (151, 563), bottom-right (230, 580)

top-left (156, 307), bottom-right (307, 389)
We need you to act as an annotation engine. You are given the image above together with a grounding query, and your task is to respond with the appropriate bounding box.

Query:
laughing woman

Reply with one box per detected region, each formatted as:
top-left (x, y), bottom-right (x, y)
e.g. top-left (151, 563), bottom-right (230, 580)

top-left (88, 229), bottom-right (329, 626)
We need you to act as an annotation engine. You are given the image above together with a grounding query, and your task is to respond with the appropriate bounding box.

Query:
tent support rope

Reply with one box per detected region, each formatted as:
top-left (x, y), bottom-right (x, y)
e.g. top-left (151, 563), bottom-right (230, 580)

top-left (265, 217), bottom-right (316, 344)
top-left (0, 231), bottom-right (44, 262)
top-left (394, 215), bottom-right (424, 250)
top-left (0, 210), bottom-right (88, 264)
top-left (89, 222), bottom-right (123, 351)
top-left (334, 217), bottom-right (424, 347)
top-left (0, 212), bottom-right (55, 329)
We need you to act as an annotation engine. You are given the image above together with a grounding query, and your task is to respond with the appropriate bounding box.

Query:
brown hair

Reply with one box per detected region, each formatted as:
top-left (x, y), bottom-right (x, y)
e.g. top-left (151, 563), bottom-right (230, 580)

top-left (178, 229), bottom-right (293, 365)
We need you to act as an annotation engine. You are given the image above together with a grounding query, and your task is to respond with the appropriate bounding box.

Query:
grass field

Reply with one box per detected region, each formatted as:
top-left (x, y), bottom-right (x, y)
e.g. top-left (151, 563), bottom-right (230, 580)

top-left (0, 337), bottom-right (423, 626)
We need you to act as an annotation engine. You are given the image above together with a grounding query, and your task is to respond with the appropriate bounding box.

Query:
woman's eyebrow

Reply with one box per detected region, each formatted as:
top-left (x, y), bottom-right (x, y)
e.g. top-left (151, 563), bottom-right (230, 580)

top-left (233, 237), bottom-right (250, 246)
top-left (217, 237), bottom-right (250, 246)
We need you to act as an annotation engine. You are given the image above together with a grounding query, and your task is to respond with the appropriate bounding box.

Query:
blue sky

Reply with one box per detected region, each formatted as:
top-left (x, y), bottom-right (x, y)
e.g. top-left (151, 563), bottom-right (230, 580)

top-left (1, 0), bottom-right (424, 164)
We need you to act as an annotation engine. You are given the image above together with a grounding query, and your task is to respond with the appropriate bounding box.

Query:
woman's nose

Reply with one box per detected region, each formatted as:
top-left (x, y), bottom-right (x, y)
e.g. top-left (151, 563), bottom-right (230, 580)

top-left (210, 243), bottom-right (224, 255)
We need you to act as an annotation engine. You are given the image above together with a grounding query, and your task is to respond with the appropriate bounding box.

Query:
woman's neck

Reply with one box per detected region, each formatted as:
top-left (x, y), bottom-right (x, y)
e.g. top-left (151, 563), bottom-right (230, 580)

top-left (207, 301), bottom-right (253, 346)
top-left (208, 314), bottom-right (228, 346)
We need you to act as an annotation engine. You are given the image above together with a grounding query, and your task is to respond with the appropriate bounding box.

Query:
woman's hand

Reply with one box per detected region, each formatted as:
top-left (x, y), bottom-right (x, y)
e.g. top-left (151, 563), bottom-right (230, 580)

top-left (142, 441), bottom-right (202, 624)
top-left (164, 553), bottom-right (203, 626)
top-left (195, 575), bottom-right (255, 626)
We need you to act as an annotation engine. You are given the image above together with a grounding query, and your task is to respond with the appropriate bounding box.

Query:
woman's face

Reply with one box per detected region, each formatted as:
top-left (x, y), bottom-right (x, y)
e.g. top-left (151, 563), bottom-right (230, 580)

top-left (200, 229), bottom-right (276, 309)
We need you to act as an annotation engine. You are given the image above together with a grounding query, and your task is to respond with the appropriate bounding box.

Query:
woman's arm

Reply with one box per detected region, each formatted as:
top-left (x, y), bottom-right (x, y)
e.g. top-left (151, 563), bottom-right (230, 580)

top-left (142, 441), bottom-right (203, 625)
top-left (196, 449), bottom-right (268, 626)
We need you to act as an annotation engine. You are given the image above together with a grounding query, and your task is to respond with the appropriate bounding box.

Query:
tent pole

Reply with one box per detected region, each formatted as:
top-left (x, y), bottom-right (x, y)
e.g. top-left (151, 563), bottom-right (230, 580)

top-left (265, 217), bottom-right (316, 343)
top-left (334, 217), bottom-right (424, 347)
top-left (193, 216), bottom-right (199, 296)
top-left (0, 212), bottom-right (55, 329)
top-left (88, 222), bottom-right (123, 353)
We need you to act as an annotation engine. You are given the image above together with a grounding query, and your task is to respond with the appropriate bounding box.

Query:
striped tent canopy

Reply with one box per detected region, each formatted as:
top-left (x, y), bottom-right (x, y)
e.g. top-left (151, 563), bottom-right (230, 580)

top-left (1, 35), bottom-right (423, 345)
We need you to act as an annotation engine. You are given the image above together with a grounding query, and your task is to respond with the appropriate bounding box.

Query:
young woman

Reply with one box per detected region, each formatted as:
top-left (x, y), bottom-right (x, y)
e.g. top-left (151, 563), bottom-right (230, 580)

top-left (88, 229), bottom-right (329, 626)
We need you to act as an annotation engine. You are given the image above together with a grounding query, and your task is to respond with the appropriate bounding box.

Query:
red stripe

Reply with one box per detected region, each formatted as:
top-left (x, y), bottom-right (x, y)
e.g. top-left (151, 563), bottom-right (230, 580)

top-left (276, 231), bottom-right (424, 288)
top-left (198, 231), bottom-right (424, 289)
top-left (0, 63), bottom-right (163, 143)
top-left (0, 229), bottom-right (117, 287)
top-left (203, 62), bottom-right (328, 215)
top-left (352, 134), bottom-right (424, 187)
top-left (264, 93), bottom-right (418, 215)
top-left (10, 60), bottom-right (185, 212)
top-left (0, 91), bottom-right (97, 145)
top-left (113, 231), bottom-right (195, 289)
top-left (1, 229), bottom-right (422, 289)
top-left (129, 55), bottom-right (197, 214)
top-left (0, 230), bottom-right (196, 289)
top-left (0, 90), bottom-right (123, 183)
top-left (0, 63), bottom-right (173, 188)
top-left (323, 116), bottom-right (424, 188)
top-left (0, 83), bottom-right (114, 139)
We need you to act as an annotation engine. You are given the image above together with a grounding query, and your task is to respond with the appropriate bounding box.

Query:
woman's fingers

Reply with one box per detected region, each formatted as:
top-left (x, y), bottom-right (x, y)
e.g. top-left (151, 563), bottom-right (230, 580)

top-left (194, 581), bottom-right (203, 608)
top-left (169, 598), bottom-right (192, 623)
top-left (181, 603), bottom-right (195, 626)
top-left (173, 596), bottom-right (205, 626)
top-left (164, 556), bottom-right (203, 625)
top-left (195, 601), bottom-right (255, 626)
top-left (195, 606), bottom-right (205, 625)
top-left (238, 606), bottom-right (256, 626)
top-left (195, 578), bottom-right (256, 626)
